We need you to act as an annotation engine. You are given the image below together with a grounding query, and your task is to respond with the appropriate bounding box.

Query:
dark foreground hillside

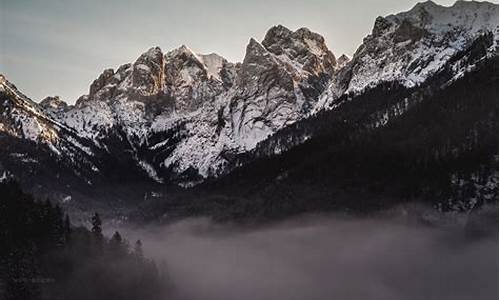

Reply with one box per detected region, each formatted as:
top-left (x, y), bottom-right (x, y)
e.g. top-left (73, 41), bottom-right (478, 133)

top-left (0, 180), bottom-right (169, 300)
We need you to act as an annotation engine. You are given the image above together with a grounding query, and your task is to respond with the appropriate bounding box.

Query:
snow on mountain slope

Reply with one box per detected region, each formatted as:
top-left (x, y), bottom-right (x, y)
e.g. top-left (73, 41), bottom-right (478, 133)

top-left (163, 45), bottom-right (234, 114)
top-left (58, 45), bottom-right (237, 144)
top-left (155, 26), bottom-right (338, 178)
top-left (37, 25), bottom-right (337, 182)
top-left (198, 53), bottom-right (226, 81)
top-left (317, 0), bottom-right (499, 109)
top-left (226, 27), bottom-right (337, 149)
top-left (227, 38), bottom-right (302, 149)
top-left (0, 75), bottom-right (101, 182)
top-left (1, 75), bottom-right (63, 146)
top-left (262, 25), bottom-right (337, 77)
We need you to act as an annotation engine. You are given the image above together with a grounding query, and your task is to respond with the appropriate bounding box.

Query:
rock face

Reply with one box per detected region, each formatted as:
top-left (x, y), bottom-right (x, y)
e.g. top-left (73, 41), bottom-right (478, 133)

top-left (22, 25), bottom-right (338, 182)
top-left (262, 25), bottom-right (337, 76)
top-left (220, 26), bottom-right (338, 151)
top-left (0, 1), bottom-right (498, 189)
top-left (162, 46), bottom-right (232, 114)
top-left (316, 0), bottom-right (499, 109)
top-left (227, 33), bottom-right (333, 150)
top-left (39, 96), bottom-right (68, 111)
top-left (335, 54), bottom-right (351, 70)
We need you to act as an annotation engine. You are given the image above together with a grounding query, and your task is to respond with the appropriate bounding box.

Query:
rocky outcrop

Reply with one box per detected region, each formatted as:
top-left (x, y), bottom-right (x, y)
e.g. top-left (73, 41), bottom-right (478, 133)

top-left (39, 96), bottom-right (69, 117)
top-left (335, 54), bottom-right (350, 70)
top-left (132, 47), bottom-right (165, 96)
top-left (262, 25), bottom-right (337, 76)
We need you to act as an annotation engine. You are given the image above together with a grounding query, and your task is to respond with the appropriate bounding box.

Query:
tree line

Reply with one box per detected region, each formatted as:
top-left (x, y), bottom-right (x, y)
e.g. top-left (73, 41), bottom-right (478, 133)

top-left (0, 179), bottom-right (169, 300)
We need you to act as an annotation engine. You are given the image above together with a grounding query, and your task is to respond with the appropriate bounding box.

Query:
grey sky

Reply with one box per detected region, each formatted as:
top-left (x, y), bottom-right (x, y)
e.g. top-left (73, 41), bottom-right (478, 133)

top-left (1, 0), bottom-right (497, 103)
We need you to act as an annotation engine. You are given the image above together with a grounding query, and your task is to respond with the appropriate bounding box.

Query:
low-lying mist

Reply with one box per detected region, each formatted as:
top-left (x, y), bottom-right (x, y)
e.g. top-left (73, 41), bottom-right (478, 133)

top-left (113, 212), bottom-right (498, 300)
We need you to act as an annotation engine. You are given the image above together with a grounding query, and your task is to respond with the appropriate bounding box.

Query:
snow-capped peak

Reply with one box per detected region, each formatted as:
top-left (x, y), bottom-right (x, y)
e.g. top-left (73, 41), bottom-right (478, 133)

top-left (142, 46), bottom-right (163, 59)
top-left (316, 0), bottom-right (499, 110)
top-left (40, 24), bottom-right (339, 182)
top-left (198, 53), bottom-right (227, 81)
top-left (262, 25), bottom-right (337, 76)
top-left (387, 0), bottom-right (498, 37)
top-left (165, 44), bottom-right (201, 62)
top-left (336, 54), bottom-right (351, 70)
top-left (40, 96), bottom-right (68, 110)
top-left (165, 45), bottom-right (229, 82)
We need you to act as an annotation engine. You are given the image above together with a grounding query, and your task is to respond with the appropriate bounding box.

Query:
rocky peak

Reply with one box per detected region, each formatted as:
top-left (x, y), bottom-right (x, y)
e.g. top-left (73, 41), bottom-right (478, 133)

top-left (0, 75), bottom-right (60, 143)
top-left (387, 0), bottom-right (498, 35)
top-left (165, 45), bottom-right (203, 65)
top-left (372, 16), bottom-right (393, 37)
top-left (161, 45), bottom-right (234, 113)
top-left (233, 28), bottom-right (338, 139)
top-left (262, 25), bottom-right (336, 76)
top-left (295, 27), bottom-right (328, 45)
top-left (85, 65), bottom-right (131, 105)
top-left (229, 37), bottom-right (305, 150)
top-left (261, 25), bottom-right (293, 50)
top-left (336, 54), bottom-right (351, 70)
top-left (411, 0), bottom-right (440, 12)
top-left (198, 53), bottom-right (227, 81)
top-left (89, 69), bottom-right (114, 98)
top-left (164, 45), bottom-right (237, 86)
top-left (40, 96), bottom-right (68, 111)
top-left (74, 95), bottom-right (88, 107)
top-left (245, 38), bottom-right (271, 59)
top-left (164, 45), bottom-right (211, 85)
top-left (132, 46), bottom-right (165, 96)
top-left (237, 38), bottom-right (284, 87)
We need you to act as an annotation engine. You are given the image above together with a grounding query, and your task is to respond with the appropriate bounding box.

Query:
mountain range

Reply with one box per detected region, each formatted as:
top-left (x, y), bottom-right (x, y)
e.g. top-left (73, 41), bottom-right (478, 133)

top-left (1, 0), bottom-right (498, 221)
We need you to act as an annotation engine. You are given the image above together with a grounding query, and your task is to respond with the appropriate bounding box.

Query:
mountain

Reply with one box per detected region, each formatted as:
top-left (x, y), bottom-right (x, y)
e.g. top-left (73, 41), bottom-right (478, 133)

top-left (130, 1), bottom-right (498, 222)
top-left (5, 25), bottom-right (337, 184)
top-left (137, 40), bottom-right (499, 223)
top-left (0, 1), bottom-right (498, 218)
top-left (317, 0), bottom-right (498, 109)
top-left (0, 75), bottom-right (100, 185)
top-left (0, 75), bottom-right (167, 221)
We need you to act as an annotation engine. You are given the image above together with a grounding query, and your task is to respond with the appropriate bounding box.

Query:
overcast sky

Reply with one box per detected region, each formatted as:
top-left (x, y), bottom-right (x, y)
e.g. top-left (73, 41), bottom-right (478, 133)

top-left (1, 0), bottom-right (498, 103)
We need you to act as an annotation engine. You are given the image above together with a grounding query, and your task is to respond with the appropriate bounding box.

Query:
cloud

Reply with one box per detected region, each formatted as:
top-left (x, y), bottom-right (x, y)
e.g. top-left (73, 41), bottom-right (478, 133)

top-left (114, 212), bottom-right (498, 300)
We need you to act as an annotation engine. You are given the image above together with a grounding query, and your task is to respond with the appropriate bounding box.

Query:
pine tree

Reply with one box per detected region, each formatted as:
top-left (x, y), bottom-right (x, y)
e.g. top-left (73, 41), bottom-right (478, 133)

top-left (110, 231), bottom-right (127, 257)
top-left (91, 212), bottom-right (103, 253)
top-left (1, 180), bottom-right (171, 299)
top-left (111, 231), bottom-right (122, 244)
top-left (91, 213), bottom-right (102, 237)
top-left (63, 214), bottom-right (71, 244)
top-left (54, 204), bottom-right (65, 246)
top-left (134, 240), bottom-right (143, 260)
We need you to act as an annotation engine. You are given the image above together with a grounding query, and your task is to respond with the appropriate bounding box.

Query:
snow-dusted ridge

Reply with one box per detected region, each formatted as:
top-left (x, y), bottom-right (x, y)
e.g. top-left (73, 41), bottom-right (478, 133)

top-left (0, 75), bottom-right (104, 186)
top-left (20, 24), bottom-right (339, 182)
top-left (316, 0), bottom-right (498, 110)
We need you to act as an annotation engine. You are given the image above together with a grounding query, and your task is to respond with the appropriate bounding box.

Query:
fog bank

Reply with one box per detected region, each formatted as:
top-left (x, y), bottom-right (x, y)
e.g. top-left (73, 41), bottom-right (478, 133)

top-left (115, 214), bottom-right (498, 300)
